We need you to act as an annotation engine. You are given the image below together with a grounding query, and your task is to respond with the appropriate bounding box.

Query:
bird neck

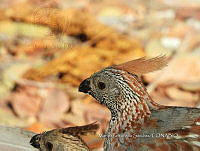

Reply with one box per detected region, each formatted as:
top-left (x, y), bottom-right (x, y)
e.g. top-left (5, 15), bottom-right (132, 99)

top-left (110, 95), bottom-right (150, 125)
top-left (109, 85), bottom-right (163, 134)
top-left (108, 94), bottom-right (163, 138)
top-left (106, 69), bottom-right (164, 132)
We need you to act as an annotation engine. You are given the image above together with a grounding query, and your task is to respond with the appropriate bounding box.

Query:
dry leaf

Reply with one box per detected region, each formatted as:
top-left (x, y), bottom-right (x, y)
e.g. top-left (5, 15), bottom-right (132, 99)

top-left (39, 88), bottom-right (70, 123)
top-left (165, 86), bottom-right (199, 106)
top-left (10, 85), bottom-right (42, 118)
top-left (23, 46), bottom-right (144, 86)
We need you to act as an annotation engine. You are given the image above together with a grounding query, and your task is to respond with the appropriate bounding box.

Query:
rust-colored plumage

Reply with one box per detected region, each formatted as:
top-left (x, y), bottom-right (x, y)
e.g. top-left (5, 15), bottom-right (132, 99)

top-left (79, 56), bottom-right (200, 151)
top-left (30, 122), bottom-right (99, 151)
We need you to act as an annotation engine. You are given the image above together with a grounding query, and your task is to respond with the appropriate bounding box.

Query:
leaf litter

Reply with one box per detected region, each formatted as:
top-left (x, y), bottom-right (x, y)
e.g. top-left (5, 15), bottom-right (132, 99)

top-left (0, 0), bottom-right (200, 150)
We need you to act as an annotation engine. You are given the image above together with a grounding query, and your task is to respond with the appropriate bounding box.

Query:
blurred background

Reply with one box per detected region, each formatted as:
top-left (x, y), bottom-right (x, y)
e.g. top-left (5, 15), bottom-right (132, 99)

top-left (0, 0), bottom-right (200, 150)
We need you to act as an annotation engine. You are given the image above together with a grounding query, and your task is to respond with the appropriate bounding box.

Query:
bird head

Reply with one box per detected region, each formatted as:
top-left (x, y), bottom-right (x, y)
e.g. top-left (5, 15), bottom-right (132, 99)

top-left (79, 56), bottom-right (168, 116)
top-left (30, 134), bottom-right (41, 149)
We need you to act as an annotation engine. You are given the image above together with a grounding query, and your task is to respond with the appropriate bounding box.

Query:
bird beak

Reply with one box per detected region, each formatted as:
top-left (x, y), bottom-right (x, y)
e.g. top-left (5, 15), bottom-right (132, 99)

top-left (79, 79), bottom-right (91, 93)
top-left (29, 135), bottom-right (40, 149)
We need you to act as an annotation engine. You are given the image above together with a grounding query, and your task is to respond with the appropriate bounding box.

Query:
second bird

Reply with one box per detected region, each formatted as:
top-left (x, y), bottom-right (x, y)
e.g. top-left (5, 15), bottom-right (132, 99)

top-left (30, 122), bottom-right (99, 151)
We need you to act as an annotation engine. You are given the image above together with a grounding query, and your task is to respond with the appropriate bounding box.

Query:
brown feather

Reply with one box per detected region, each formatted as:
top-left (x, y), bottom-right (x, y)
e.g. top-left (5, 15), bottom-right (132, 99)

top-left (59, 122), bottom-right (99, 136)
top-left (113, 56), bottom-right (169, 75)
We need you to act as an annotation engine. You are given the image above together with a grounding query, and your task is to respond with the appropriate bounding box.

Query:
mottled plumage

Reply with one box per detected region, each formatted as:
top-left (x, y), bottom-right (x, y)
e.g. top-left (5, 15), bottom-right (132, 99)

top-left (30, 123), bottom-right (99, 151)
top-left (79, 56), bottom-right (200, 151)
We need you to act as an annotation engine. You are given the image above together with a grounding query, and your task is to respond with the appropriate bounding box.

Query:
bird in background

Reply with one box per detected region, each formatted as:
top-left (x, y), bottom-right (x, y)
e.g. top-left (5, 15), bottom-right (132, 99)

top-left (79, 56), bottom-right (200, 151)
top-left (30, 122), bottom-right (99, 151)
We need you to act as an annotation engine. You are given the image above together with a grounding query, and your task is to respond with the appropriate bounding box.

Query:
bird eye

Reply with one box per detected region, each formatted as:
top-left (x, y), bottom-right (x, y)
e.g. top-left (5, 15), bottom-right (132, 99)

top-left (98, 82), bottom-right (106, 90)
top-left (36, 136), bottom-right (40, 142)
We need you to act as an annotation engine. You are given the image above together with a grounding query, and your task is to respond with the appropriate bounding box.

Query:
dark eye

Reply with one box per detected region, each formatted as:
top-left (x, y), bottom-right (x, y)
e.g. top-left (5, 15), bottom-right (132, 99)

top-left (35, 136), bottom-right (40, 142)
top-left (98, 82), bottom-right (106, 90)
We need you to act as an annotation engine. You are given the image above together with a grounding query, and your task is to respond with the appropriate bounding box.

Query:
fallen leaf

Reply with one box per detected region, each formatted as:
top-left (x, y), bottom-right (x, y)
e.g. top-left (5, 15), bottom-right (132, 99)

top-left (10, 85), bottom-right (42, 118)
top-left (26, 122), bottom-right (48, 133)
top-left (39, 88), bottom-right (70, 123)
top-left (165, 86), bottom-right (199, 105)
top-left (84, 101), bottom-right (110, 134)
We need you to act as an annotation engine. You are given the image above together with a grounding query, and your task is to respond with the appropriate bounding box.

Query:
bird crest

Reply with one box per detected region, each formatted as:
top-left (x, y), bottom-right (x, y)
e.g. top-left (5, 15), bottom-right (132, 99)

top-left (60, 122), bottom-right (99, 136)
top-left (113, 56), bottom-right (168, 75)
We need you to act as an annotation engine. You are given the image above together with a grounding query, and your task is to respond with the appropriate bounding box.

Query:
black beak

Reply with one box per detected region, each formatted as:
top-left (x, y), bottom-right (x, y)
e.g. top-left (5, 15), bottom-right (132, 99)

top-left (30, 135), bottom-right (40, 149)
top-left (79, 79), bottom-right (91, 93)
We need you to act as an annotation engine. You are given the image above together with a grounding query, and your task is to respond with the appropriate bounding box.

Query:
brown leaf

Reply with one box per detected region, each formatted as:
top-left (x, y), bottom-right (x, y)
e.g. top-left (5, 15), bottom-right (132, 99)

top-left (165, 86), bottom-right (199, 107)
top-left (10, 85), bottom-right (42, 118)
top-left (23, 46), bottom-right (144, 86)
top-left (39, 88), bottom-right (70, 123)
top-left (26, 122), bottom-right (48, 133)
top-left (84, 102), bottom-right (110, 134)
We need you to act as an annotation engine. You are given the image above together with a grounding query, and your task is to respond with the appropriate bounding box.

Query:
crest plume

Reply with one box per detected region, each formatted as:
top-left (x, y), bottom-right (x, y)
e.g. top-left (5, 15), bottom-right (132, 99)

top-left (114, 56), bottom-right (168, 75)
top-left (60, 122), bottom-right (99, 136)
